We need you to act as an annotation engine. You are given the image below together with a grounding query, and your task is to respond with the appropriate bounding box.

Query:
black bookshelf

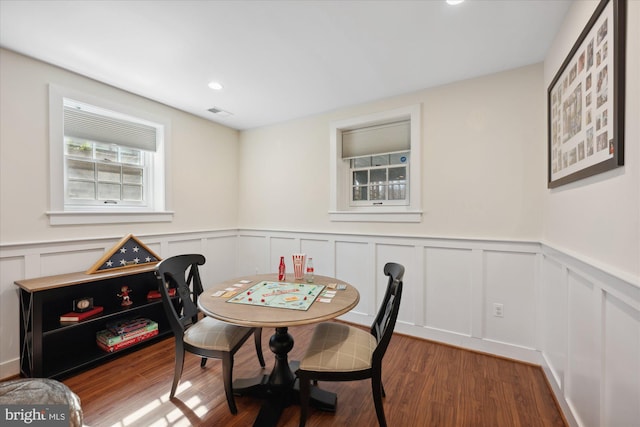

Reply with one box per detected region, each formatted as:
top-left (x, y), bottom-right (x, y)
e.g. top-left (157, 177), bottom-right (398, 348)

top-left (15, 264), bottom-right (173, 379)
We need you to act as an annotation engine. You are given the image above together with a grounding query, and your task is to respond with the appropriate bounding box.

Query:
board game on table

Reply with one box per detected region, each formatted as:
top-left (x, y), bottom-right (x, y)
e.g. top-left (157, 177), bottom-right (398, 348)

top-left (226, 280), bottom-right (325, 311)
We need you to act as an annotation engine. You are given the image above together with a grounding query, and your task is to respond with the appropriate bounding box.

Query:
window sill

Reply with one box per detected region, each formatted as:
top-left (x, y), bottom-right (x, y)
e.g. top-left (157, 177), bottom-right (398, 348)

top-left (47, 210), bottom-right (174, 225)
top-left (328, 210), bottom-right (422, 223)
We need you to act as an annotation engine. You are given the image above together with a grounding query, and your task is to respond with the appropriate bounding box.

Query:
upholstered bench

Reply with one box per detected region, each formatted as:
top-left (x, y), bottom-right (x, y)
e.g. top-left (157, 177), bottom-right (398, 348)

top-left (0, 378), bottom-right (83, 427)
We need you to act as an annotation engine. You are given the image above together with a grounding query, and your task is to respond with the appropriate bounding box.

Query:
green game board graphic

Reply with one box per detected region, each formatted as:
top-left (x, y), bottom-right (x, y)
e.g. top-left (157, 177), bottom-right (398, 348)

top-left (226, 281), bottom-right (325, 311)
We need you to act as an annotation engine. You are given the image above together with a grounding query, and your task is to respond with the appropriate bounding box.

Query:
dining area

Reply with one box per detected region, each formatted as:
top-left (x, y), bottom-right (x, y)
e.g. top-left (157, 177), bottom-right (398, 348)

top-left (59, 267), bottom-right (566, 427)
top-left (153, 254), bottom-right (404, 427)
top-left (55, 252), bottom-right (567, 427)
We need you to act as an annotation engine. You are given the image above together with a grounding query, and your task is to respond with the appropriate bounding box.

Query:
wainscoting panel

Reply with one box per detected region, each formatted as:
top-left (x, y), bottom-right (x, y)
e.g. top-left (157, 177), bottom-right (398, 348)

top-left (165, 236), bottom-right (239, 288)
top-left (236, 231), bottom-right (544, 363)
top-left (202, 235), bottom-right (238, 288)
top-left (541, 244), bottom-right (640, 427)
top-left (602, 291), bottom-right (640, 426)
top-left (165, 238), bottom-right (204, 258)
top-left (425, 247), bottom-right (473, 336)
top-left (540, 255), bottom-right (567, 389)
top-left (237, 233), bottom-right (268, 276)
top-left (483, 250), bottom-right (537, 349)
top-left (0, 256), bottom-right (24, 379)
top-left (268, 236), bottom-right (298, 275)
top-left (41, 248), bottom-right (105, 277)
top-left (300, 238), bottom-right (333, 278)
top-left (375, 243), bottom-right (417, 326)
top-left (335, 239), bottom-right (372, 316)
top-left (566, 272), bottom-right (600, 427)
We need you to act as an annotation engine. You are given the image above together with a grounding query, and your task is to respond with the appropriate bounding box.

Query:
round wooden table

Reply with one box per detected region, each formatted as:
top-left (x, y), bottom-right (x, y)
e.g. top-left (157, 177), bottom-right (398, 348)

top-left (198, 273), bottom-right (359, 427)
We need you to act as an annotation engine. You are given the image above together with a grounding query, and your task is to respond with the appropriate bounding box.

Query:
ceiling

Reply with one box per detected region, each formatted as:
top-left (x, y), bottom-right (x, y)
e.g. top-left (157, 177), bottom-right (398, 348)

top-left (0, 0), bottom-right (572, 130)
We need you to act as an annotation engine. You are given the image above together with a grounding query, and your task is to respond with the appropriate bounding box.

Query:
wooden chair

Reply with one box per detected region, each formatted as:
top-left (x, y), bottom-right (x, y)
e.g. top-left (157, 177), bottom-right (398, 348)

top-left (295, 262), bottom-right (404, 427)
top-left (155, 254), bottom-right (265, 414)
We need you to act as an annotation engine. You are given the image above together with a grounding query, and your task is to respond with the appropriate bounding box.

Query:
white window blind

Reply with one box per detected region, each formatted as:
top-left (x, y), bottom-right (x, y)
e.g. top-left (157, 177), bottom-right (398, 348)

top-left (64, 103), bottom-right (157, 152)
top-left (341, 120), bottom-right (410, 159)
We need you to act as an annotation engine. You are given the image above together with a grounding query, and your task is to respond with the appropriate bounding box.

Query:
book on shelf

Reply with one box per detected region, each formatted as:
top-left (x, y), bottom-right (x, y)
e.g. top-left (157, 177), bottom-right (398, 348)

top-left (106, 317), bottom-right (154, 335)
top-left (147, 288), bottom-right (176, 300)
top-left (59, 306), bottom-right (104, 322)
top-left (96, 320), bottom-right (159, 346)
top-left (96, 329), bottom-right (159, 353)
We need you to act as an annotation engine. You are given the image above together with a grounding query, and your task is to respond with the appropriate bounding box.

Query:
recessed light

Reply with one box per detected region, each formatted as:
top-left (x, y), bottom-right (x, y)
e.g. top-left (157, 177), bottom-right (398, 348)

top-left (207, 81), bottom-right (223, 90)
top-left (446, 0), bottom-right (464, 5)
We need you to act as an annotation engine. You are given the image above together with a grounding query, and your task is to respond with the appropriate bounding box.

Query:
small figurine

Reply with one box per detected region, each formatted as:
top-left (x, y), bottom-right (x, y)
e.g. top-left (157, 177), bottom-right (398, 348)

top-left (117, 285), bottom-right (133, 306)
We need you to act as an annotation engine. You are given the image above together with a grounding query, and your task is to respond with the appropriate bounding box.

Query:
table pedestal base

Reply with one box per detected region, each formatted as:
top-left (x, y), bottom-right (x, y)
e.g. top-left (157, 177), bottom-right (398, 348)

top-left (233, 327), bottom-right (336, 427)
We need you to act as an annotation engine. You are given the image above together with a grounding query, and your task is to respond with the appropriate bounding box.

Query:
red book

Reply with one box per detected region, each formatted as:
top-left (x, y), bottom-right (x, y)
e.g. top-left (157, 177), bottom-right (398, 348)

top-left (60, 306), bottom-right (104, 322)
top-left (96, 329), bottom-right (159, 353)
top-left (97, 321), bottom-right (158, 346)
top-left (147, 288), bottom-right (176, 300)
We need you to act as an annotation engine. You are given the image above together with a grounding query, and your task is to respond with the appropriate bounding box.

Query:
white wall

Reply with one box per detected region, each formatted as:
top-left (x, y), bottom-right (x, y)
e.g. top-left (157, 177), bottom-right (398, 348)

top-left (540, 1), bottom-right (640, 426)
top-left (0, 48), bottom-right (241, 378)
top-left (237, 63), bottom-right (545, 241)
top-left (0, 48), bottom-right (241, 244)
top-left (543, 0), bottom-right (640, 282)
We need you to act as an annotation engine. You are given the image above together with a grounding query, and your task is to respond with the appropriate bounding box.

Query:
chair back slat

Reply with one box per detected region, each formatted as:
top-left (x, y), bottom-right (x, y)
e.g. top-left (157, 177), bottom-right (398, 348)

top-left (374, 293), bottom-right (396, 340)
top-left (371, 262), bottom-right (404, 366)
top-left (155, 254), bottom-right (206, 334)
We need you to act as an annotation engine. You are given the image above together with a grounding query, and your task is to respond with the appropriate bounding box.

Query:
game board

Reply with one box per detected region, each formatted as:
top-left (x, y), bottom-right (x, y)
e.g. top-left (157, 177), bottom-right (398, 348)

top-left (226, 281), bottom-right (325, 311)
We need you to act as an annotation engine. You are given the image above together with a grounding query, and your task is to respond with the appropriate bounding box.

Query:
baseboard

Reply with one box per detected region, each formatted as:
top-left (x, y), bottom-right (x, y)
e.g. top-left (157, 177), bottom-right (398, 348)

top-left (0, 358), bottom-right (19, 381)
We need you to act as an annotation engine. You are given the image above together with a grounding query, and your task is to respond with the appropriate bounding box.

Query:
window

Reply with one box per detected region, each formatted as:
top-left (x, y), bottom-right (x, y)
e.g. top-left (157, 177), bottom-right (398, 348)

top-left (63, 99), bottom-right (156, 208)
top-left (342, 119), bottom-right (411, 207)
top-left (65, 139), bottom-right (146, 205)
top-left (349, 151), bottom-right (410, 206)
top-left (329, 105), bottom-right (422, 222)
top-left (48, 85), bottom-right (172, 225)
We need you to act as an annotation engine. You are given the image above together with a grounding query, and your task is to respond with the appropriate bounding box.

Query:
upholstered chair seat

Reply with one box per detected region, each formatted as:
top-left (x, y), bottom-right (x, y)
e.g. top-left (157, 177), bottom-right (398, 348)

top-left (183, 317), bottom-right (254, 351)
top-left (299, 322), bottom-right (377, 372)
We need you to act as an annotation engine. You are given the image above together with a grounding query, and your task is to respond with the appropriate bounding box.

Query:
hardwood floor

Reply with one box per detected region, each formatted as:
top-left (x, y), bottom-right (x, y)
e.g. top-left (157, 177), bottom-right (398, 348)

top-left (63, 323), bottom-right (566, 427)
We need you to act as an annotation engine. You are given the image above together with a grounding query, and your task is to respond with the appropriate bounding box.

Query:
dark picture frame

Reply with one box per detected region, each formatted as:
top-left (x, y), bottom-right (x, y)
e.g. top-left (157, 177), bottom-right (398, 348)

top-left (547, 0), bottom-right (626, 188)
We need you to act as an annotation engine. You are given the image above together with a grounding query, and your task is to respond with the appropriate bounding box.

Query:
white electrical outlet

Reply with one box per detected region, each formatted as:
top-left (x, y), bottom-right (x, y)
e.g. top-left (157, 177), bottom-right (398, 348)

top-left (493, 303), bottom-right (504, 317)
